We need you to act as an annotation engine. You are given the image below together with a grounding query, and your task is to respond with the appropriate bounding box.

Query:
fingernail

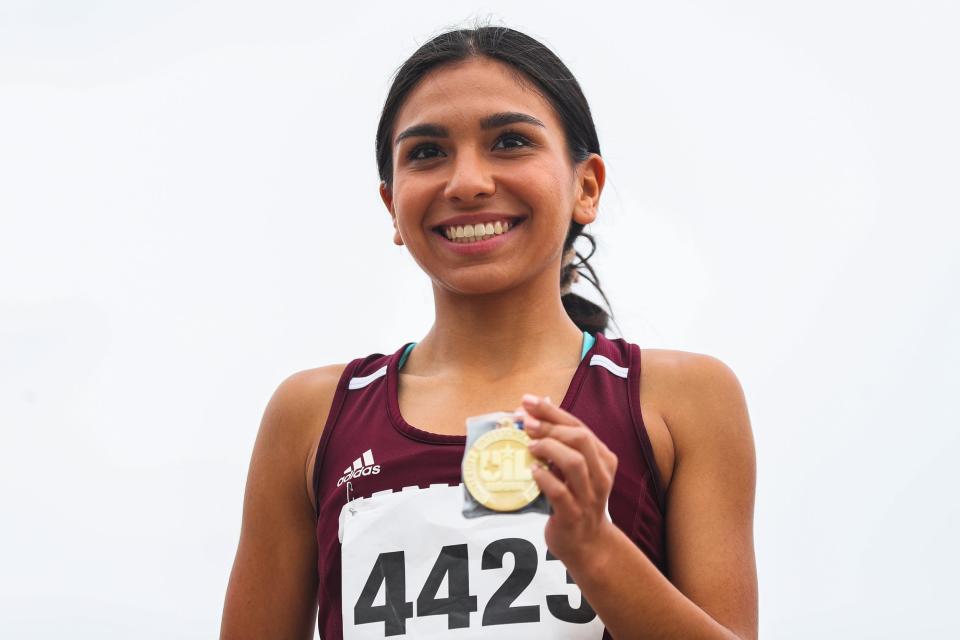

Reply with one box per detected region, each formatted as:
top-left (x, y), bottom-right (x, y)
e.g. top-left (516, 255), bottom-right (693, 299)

top-left (527, 439), bottom-right (540, 450)
top-left (522, 393), bottom-right (540, 407)
top-left (543, 396), bottom-right (553, 405)
top-left (524, 418), bottom-right (541, 432)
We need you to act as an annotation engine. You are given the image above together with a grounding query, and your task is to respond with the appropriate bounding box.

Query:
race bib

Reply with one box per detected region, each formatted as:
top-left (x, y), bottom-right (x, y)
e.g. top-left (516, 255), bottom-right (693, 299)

top-left (339, 484), bottom-right (604, 639)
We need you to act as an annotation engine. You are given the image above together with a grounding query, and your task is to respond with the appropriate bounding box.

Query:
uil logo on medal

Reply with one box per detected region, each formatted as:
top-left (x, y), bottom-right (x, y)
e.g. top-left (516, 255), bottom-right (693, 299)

top-left (462, 415), bottom-right (544, 513)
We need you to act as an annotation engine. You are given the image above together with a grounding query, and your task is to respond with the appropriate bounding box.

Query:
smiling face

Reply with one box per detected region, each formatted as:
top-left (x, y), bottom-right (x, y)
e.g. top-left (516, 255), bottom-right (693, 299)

top-left (379, 56), bottom-right (604, 297)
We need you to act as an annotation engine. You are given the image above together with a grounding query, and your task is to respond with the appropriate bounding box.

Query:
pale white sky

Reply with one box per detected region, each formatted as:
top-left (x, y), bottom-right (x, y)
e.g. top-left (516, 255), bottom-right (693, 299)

top-left (2, 1), bottom-right (958, 638)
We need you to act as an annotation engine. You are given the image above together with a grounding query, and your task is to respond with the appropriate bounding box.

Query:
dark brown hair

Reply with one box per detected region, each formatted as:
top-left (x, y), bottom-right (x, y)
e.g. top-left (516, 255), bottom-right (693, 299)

top-left (375, 24), bottom-right (614, 334)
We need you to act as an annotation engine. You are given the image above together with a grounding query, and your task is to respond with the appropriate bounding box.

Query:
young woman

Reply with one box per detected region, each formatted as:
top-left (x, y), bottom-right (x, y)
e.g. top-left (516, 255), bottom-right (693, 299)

top-left (220, 26), bottom-right (757, 640)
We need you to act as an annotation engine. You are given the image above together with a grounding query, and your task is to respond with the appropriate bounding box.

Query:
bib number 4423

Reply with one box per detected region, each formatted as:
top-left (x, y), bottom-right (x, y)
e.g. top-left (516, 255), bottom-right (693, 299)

top-left (353, 537), bottom-right (595, 636)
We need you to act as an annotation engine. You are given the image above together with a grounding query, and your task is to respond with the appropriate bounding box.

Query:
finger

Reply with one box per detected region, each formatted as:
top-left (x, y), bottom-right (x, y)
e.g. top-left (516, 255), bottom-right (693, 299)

top-left (521, 394), bottom-right (584, 427)
top-left (526, 421), bottom-right (611, 488)
top-left (591, 437), bottom-right (618, 475)
top-left (530, 464), bottom-right (581, 521)
top-left (514, 405), bottom-right (576, 436)
top-left (528, 436), bottom-right (595, 503)
top-left (600, 444), bottom-right (618, 475)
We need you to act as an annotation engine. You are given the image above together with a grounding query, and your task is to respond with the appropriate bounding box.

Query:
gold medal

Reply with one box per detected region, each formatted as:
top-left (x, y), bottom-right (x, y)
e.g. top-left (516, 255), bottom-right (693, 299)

top-left (462, 423), bottom-right (541, 512)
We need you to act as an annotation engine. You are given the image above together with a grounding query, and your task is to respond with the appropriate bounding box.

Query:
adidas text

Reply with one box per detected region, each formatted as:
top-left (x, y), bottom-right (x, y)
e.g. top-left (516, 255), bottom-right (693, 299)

top-left (337, 449), bottom-right (381, 487)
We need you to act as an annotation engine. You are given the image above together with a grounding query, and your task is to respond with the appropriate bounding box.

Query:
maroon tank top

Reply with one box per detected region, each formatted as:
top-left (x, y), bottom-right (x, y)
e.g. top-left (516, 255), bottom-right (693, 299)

top-left (312, 332), bottom-right (666, 639)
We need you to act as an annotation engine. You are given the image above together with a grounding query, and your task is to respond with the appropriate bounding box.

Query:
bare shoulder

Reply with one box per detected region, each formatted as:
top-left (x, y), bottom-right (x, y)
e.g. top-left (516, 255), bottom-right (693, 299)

top-left (640, 347), bottom-right (741, 385)
top-left (271, 364), bottom-right (351, 515)
top-left (259, 364), bottom-right (348, 449)
top-left (641, 349), bottom-right (752, 459)
top-left (268, 364), bottom-right (349, 429)
top-left (636, 349), bottom-right (752, 490)
top-left (255, 364), bottom-right (350, 511)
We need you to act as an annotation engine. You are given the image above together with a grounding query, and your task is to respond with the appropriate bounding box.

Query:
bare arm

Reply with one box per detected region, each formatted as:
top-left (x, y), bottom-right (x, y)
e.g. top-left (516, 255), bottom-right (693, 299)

top-left (658, 353), bottom-right (758, 639)
top-left (219, 366), bottom-right (344, 640)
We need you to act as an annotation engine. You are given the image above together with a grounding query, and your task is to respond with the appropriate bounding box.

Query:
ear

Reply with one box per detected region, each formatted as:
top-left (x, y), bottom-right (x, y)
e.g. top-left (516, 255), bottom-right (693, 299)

top-left (572, 153), bottom-right (605, 226)
top-left (379, 181), bottom-right (404, 246)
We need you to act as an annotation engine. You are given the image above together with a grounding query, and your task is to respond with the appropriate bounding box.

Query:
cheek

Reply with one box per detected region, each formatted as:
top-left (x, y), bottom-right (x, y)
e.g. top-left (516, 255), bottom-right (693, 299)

top-left (506, 167), bottom-right (573, 230)
top-left (513, 157), bottom-right (571, 205)
top-left (392, 182), bottom-right (435, 230)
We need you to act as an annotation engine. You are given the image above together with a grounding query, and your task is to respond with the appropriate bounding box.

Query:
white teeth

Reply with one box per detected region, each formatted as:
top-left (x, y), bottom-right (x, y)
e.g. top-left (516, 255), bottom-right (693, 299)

top-left (440, 219), bottom-right (519, 242)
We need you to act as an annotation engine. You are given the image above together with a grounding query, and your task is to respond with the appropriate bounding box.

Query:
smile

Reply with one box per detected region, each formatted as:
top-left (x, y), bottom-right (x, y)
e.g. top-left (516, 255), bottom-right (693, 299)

top-left (434, 218), bottom-right (525, 243)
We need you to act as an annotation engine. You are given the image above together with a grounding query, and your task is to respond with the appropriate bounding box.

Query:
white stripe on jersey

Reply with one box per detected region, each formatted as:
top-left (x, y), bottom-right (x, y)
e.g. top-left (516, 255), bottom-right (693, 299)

top-left (589, 354), bottom-right (629, 378)
top-left (348, 365), bottom-right (387, 389)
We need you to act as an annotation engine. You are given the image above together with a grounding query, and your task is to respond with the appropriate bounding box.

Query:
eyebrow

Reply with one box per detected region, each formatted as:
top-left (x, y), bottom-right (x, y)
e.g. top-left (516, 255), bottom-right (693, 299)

top-left (394, 111), bottom-right (546, 146)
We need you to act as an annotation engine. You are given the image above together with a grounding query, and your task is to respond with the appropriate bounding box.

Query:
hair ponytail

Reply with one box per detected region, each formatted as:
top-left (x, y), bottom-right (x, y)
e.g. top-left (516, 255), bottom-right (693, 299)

top-left (560, 225), bottom-right (614, 335)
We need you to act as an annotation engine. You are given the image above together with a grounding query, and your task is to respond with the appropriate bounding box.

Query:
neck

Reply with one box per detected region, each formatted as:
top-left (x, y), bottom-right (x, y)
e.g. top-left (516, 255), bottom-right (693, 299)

top-left (407, 268), bottom-right (586, 381)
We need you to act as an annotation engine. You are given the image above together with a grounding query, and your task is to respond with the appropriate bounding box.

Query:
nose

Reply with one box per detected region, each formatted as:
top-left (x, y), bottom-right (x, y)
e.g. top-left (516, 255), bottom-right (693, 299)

top-left (443, 147), bottom-right (496, 203)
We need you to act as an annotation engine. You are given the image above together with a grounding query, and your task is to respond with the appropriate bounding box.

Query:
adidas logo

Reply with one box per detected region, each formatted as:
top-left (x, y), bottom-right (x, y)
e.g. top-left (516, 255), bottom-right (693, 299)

top-left (336, 449), bottom-right (381, 487)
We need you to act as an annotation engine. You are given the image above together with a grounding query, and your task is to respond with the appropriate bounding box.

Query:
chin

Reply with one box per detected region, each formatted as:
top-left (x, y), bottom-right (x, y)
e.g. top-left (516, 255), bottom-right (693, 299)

top-left (432, 272), bottom-right (520, 298)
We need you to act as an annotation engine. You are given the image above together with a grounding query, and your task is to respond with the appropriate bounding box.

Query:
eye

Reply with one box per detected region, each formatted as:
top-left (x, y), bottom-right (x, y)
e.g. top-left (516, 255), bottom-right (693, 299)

top-left (407, 143), bottom-right (443, 161)
top-left (493, 130), bottom-right (533, 150)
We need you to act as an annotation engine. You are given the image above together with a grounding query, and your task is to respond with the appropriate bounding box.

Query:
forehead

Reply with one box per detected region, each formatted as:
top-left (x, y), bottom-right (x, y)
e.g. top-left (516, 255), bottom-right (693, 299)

top-left (393, 57), bottom-right (561, 135)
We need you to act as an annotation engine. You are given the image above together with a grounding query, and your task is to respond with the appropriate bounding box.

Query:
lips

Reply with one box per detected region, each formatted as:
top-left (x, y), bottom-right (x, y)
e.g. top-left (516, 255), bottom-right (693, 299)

top-left (428, 216), bottom-right (525, 254)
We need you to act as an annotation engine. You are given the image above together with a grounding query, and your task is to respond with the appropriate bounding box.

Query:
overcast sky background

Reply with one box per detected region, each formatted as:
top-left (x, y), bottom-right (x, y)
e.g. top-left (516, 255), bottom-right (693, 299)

top-left (2, 1), bottom-right (958, 638)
